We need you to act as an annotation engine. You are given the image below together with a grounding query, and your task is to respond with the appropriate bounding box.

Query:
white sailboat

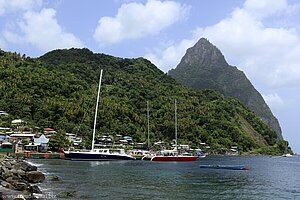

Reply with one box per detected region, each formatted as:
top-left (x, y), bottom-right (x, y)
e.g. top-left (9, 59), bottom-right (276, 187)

top-left (64, 69), bottom-right (135, 161)
top-left (150, 99), bottom-right (198, 161)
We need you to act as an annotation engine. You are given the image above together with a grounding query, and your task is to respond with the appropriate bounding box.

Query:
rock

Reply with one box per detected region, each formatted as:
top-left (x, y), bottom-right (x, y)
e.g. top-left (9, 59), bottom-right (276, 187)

top-left (57, 191), bottom-right (76, 198)
top-left (5, 177), bottom-right (29, 191)
top-left (14, 162), bottom-right (37, 172)
top-left (1, 180), bottom-right (12, 188)
top-left (25, 171), bottom-right (45, 183)
top-left (11, 168), bottom-right (18, 175)
top-left (16, 169), bottom-right (26, 177)
top-left (26, 185), bottom-right (42, 194)
top-left (8, 184), bottom-right (16, 190)
top-left (3, 161), bottom-right (12, 169)
top-left (1, 168), bottom-right (14, 180)
top-left (0, 157), bottom-right (49, 196)
top-left (14, 182), bottom-right (27, 191)
top-left (5, 176), bottom-right (22, 184)
top-left (49, 175), bottom-right (60, 181)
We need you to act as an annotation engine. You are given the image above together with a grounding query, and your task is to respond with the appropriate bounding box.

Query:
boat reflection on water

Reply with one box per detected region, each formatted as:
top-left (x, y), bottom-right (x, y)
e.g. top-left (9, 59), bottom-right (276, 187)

top-left (199, 164), bottom-right (248, 170)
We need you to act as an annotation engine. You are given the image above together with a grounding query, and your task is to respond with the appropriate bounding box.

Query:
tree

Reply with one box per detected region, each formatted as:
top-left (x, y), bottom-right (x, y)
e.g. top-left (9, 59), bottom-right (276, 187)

top-left (48, 131), bottom-right (71, 151)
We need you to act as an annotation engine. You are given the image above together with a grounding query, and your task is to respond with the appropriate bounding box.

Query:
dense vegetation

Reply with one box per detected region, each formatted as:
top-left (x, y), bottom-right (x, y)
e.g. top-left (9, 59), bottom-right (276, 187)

top-left (0, 48), bottom-right (290, 154)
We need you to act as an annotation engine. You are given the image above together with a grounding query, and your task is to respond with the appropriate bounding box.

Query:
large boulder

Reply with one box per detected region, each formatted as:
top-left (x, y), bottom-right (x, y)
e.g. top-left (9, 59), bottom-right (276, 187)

top-left (14, 162), bottom-right (37, 172)
top-left (25, 171), bottom-right (45, 183)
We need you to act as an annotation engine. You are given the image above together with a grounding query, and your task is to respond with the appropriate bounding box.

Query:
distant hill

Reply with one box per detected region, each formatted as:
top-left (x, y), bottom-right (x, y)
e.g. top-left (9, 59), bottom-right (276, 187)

top-left (0, 48), bottom-right (286, 154)
top-left (168, 38), bottom-right (282, 140)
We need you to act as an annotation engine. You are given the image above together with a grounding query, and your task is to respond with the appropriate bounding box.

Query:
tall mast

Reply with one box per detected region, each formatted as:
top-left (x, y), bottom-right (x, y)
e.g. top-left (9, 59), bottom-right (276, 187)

top-left (91, 69), bottom-right (103, 151)
top-left (175, 99), bottom-right (178, 152)
top-left (147, 101), bottom-right (150, 150)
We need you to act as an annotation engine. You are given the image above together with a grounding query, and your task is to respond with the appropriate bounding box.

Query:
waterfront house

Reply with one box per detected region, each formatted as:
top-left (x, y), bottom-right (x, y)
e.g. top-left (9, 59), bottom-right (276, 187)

top-left (123, 136), bottom-right (133, 144)
top-left (11, 119), bottom-right (26, 125)
top-left (43, 127), bottom-right (57, 137)
top-left (33, 134), bottom-right (49, 152)
top-left (0, 127), bottom-right (11, 134)
top-left (11, 119), bottom-right (27, 134)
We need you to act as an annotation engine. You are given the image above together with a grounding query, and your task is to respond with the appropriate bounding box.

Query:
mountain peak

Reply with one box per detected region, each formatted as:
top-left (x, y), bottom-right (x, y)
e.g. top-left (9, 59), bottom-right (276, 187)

top-left (179, 38), bottom-right (228, 69)
top-left (169, 38), bottom-right (283, 139)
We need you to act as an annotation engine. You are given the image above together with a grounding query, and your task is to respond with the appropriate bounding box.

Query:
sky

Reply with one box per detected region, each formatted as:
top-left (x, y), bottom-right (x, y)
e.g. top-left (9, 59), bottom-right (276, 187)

top-left (0, 0), bottom-right (300, 153)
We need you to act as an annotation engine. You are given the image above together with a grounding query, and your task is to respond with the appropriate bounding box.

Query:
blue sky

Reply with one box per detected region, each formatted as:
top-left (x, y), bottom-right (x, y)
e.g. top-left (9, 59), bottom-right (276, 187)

top-left (1, 0), bottom-right (300, 153)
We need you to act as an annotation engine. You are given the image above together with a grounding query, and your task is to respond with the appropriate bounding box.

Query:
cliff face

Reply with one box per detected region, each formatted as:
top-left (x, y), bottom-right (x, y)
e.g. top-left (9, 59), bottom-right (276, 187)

top-left (169, 38), bottom-right (282, 139)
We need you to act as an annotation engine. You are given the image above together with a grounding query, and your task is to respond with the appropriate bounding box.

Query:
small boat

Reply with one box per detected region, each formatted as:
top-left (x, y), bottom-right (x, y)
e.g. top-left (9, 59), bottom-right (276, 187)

top-left (64, 69), bottom-right (135, 161)
top-left (128, 149), bottom-right (150, 160)
top-left (199, 165), bottom-right (248, 170)
top-left (195, 148), bottom-right (206, 158)
top-left (282, 153), bottom-right (293, 157)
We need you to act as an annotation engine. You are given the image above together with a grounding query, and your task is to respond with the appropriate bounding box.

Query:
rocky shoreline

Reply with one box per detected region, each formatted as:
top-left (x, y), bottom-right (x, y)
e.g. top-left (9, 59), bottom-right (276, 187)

top-left (0, 156), bottom-right (46, 200)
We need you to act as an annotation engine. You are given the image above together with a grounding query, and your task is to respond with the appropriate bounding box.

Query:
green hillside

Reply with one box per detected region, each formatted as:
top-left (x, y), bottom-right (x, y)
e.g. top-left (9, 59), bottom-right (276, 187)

top-left (0, 48), bottom-right (288, 154)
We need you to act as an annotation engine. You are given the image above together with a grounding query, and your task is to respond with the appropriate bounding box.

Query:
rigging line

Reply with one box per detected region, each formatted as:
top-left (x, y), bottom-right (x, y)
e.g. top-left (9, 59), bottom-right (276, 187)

top-left (75, 72), bottom-right (102, 137)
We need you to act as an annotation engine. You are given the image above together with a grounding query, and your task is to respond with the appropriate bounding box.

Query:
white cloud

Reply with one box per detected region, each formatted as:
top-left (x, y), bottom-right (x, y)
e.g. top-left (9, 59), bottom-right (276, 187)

top-left (199, 1), bottom-right (300, 88)
top-left (146, 0), bottom-right (300, 90)
top-left (93, 0), bottom-right (189, 45)
top-left (0, 0), bottom-right (42, 15)
top-left (244, 0), bottom-right (288, 18)
top-left (145, 36), bottom-right (198, 72)
top-left (3, 8), bottom-right (84, 51)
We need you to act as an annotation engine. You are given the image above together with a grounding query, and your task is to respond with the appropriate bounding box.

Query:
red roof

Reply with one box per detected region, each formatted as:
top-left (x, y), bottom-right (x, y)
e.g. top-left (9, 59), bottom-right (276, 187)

top-left (43, 127), bottom-right (54, 131)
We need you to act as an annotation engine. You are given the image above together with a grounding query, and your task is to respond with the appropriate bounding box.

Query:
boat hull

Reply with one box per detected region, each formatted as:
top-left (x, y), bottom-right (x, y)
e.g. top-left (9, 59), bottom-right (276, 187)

top-left (131, 155), bottom-right (144, 160)
top-left (141, 156), bottom-right (152, 161)
top-left (64, 151), bottom-right (135, 161)
top-left (151, 155), bottom-right (198, 162)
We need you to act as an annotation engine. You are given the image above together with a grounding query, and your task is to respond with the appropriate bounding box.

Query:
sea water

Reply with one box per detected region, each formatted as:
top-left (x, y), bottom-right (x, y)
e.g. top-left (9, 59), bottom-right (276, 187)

top-left (30, 155), bottom-right (300, 200)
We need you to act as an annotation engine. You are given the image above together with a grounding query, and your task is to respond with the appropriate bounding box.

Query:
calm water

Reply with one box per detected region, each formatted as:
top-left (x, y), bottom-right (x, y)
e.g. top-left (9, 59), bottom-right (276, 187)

top-left (30, 156), bottom-right (300, 200)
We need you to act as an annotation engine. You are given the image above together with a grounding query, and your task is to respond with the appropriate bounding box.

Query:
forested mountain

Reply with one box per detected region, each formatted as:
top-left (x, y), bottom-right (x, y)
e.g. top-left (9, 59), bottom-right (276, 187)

top-left (0, 48), bottom-right (287, 154)
top-left (169, 38), bottom-right (282, 139)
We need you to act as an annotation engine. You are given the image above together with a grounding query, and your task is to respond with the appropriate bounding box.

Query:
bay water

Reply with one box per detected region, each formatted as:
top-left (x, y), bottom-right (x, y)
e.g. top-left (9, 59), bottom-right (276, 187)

top-left (30, 155), bottom-right (300, 199)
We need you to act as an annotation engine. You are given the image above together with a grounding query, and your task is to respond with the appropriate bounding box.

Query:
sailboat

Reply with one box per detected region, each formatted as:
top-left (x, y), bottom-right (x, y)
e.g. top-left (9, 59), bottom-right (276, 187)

top-left (151, 100), bottom-right (198, 162)
top-left (64, 69), bottom-right (135, 161)
top-left (140, 101), bottom-right (155, 161)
